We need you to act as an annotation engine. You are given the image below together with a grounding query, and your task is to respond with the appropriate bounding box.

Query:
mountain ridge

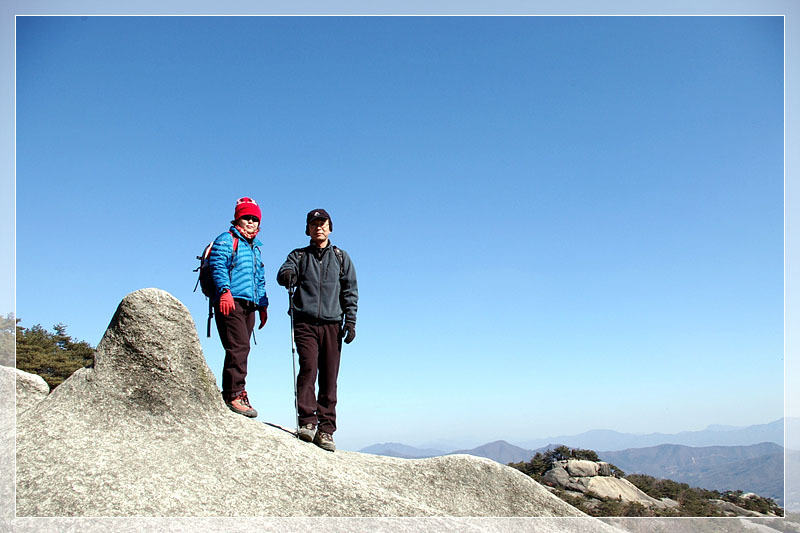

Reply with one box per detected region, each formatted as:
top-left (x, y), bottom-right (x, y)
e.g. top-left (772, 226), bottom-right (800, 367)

top-left (598, 442), bottom-right (784, 505)
top-left (358, 424), bottom-right (785, 506)
top-left (518, 419), bottom-right (783, 451)
top-left (359, 418), bottom-right (784, 458)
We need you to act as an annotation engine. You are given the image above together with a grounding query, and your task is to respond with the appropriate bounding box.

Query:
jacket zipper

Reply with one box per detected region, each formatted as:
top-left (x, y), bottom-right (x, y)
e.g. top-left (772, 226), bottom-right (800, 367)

top-left (317, 250), bottom-right (323, 320)
top-left (239, 236), bottom-right (257, 303)
top-left (251, 242), bottom-right (256, 301)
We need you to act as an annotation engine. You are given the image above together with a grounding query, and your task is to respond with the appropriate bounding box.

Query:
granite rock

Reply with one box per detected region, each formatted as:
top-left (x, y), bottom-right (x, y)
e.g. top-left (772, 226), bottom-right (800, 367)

top-left (10, 367), bottom-right (49, 416)
top-left (563, 460), bottom-right (599, 478)
top-left (16, 288), bottom-right (596, 518)
top-left (544, 459), bottom-right (667, 508)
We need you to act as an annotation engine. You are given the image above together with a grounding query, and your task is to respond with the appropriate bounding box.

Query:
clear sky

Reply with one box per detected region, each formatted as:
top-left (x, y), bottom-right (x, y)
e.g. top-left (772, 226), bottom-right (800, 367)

top-left (11, 13), bottom-right (788, 452)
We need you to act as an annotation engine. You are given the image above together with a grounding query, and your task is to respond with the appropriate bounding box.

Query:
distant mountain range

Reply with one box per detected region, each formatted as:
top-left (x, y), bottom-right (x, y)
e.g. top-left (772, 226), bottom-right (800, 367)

top-left (359, 442), bottom-right (447, 459)
top-left (449, 440), bottom-right (550, 464)
top-left (517, 418), bottom-right (784, 451)
top-left (360, 418), bottom-right (785, 460)
top-left (359, 419), bottom-right (788, 506)
top-left (599, 442), bottom-right (784, 505)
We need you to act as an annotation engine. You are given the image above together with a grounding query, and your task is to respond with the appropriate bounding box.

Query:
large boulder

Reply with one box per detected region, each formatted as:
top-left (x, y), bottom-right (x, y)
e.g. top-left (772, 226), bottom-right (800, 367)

top-left (578, 477), bottom-right (666, 508)
top-left (563, 459), bottom-right (600, 477)
top-left (543, 461), bottom-right (571, 487)
top-left (543, 459), bottom-right (668, 509)
top-left (710, 499), bottom-right (769, 517)
top-left (0, 364), bottom-right (13, 522)
top-left (15, 289), bottom-right (597, 518)
top-left (11, 367), bottom-right (49, 415)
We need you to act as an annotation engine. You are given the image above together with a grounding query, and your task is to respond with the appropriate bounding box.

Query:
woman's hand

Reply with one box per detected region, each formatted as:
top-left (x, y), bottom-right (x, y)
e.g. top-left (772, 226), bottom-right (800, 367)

top-left (219, 291), bottom-right (235, 316)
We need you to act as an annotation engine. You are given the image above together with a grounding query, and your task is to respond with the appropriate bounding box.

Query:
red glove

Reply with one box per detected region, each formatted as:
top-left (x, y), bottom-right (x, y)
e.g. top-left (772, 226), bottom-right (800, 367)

top-left (258, 307), bottom-right (268, 329)
top-left (219, 291), bottom-right (235, 316)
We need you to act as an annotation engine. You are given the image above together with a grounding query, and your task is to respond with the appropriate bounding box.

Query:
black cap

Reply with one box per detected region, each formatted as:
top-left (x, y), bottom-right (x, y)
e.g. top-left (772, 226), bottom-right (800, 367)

top-left (305, 208), bottom-right (332, 235)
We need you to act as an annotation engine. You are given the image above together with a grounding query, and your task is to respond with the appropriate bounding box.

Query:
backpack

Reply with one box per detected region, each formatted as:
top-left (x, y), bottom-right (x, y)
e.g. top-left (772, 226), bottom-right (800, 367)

top-left (194, 231), bottom-right (239, 337)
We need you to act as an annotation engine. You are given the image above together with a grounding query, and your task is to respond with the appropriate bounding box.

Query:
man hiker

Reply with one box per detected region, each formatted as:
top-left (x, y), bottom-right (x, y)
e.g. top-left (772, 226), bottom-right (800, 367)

top-left (277, 208), bottom-right (358, 452)
top-left (210, 197), bottom-right (269, 417)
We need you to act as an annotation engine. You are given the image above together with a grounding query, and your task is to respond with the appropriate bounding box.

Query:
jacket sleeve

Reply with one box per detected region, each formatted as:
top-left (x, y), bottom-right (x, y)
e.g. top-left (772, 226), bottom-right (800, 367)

top-left (277, 249), bottom-right (301, 287)
top-left (339, 250), bottom-right (358, 325)
top-left (208, 232), bottom-right (234, 299)
top-left (256, 247), bottom-right (269, 308)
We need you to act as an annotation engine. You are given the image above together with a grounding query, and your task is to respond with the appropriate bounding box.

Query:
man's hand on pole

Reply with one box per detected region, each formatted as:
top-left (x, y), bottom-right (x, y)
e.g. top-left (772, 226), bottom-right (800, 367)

top-left (343, 322), bottom-right (356, 344)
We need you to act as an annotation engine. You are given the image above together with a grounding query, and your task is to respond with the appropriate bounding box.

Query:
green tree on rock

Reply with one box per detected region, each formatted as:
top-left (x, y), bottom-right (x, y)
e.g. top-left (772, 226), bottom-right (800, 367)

top-left (15, 321), bottom-right (94, 389)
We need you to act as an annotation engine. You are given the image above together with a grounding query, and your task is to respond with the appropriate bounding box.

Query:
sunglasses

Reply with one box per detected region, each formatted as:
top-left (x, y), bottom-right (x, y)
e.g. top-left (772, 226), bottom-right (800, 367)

top-left (241, 215), bottom-right (260, 222)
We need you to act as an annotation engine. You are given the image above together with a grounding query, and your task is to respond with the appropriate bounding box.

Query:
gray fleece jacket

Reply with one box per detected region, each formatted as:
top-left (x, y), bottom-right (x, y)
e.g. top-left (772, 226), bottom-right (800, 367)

top-left (277, 243), bottom-right (358, 325)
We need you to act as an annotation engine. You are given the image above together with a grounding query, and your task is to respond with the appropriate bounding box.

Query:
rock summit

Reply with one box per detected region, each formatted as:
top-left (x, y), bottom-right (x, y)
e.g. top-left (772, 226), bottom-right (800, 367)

top-left (16, 288), bottom-right (590, 518)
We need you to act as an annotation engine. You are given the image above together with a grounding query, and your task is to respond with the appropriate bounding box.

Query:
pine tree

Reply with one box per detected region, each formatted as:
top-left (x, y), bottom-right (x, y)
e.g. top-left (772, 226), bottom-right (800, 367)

top-left (15, 321), bottom-right (94, 389)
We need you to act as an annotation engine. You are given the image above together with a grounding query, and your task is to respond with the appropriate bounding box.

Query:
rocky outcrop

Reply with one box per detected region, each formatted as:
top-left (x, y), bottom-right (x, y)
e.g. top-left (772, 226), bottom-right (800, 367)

top-left (9, 367), bottom-right (49, 415)
top-left (0, 363), bottom-right (13, 522)
top-left (15, 288), bottom-right (603, 519)
top-left (543, 459), bottom-right (672, 509)
top-left (710, 499), bottom-right (769, 517)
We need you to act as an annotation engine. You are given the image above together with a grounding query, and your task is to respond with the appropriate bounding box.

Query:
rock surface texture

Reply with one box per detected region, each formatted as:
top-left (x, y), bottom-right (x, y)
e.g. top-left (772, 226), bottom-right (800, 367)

top-left (16, 288), bottom-right (590, 518)
top-left (10, 366), bottom-right (49, 416)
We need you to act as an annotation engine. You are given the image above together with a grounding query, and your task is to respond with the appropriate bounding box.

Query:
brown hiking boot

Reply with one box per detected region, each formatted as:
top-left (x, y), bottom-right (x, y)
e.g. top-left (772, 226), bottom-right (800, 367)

top-left (298, 423), bottom-right (316, 442)
top-left (226, 391), bottom-right (257, 418)
top-left (313, 430), bottom-right (336, 452)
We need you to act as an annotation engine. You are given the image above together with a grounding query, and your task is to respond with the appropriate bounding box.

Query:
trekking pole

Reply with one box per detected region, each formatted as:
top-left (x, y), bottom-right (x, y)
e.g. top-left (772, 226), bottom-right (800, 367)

top-left (288, 285), bottom-right (300, 438)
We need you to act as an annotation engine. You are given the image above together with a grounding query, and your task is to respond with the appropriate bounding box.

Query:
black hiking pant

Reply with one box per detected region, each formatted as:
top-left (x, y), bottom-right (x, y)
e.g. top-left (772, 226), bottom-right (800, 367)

top-left (294, 318), bottom-right (342, 435)
top-left (215, 298), bottom-right (256, 402)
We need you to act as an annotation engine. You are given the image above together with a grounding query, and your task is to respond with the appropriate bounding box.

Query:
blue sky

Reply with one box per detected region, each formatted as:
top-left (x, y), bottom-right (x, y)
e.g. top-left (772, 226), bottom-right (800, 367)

top-left (10, 13), bottom-right (788, 452)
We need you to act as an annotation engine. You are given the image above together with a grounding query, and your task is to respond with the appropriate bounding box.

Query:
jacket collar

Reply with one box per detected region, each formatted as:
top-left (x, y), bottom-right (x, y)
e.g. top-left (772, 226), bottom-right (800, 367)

top-left (307, 241), bottom-right (333, 259)
top-left (308, 240), bottom-right (332, 250)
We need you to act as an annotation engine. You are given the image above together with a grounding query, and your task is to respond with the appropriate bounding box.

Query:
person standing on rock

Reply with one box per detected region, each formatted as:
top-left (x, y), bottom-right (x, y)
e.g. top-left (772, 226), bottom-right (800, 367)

top-left (210, 197), bottom-right (269, 418)
top-left (277, 209), bottom-right (358, 452)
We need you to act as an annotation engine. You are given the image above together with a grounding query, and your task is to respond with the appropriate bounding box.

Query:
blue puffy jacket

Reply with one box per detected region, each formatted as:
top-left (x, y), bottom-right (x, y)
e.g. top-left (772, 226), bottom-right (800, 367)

top-left (209, 226), bottom-right (269, 308)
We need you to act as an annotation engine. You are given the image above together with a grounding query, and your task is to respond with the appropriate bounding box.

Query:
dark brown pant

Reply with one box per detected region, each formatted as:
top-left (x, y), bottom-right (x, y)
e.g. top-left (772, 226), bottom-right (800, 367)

top-left (215, 299), bottom-right (256, 401)
top-left (294, 320), bottom-right (342, 435)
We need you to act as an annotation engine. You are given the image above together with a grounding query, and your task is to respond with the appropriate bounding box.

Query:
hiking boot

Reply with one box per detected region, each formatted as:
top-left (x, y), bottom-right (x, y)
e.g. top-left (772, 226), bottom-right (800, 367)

top-left (226, 391), bottom-right (257, 418)
top-left (313, 430), bottom-right (336, 452)
top-left (298, 423), bottom-right (316, 442)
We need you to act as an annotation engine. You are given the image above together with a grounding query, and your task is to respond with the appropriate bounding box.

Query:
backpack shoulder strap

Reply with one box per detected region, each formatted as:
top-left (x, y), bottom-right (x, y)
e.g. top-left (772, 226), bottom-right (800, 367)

top-left (229, 231), bottom-right (239, 254)
top-left (227, 231), bottom-right (240, 270)
top-left (333, 246), bottom-right (345, 278)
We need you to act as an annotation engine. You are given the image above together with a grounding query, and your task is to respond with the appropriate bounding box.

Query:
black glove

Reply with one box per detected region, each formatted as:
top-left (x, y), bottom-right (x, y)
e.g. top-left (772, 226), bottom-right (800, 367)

top-left (342, 322), bottom-right (356, 344)
top-left (278, 270), bottom-right (297, 288)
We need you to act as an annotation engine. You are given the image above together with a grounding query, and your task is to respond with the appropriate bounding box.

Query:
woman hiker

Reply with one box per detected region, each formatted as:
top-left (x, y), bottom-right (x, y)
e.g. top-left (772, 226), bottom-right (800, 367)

top-left (209, 197), bottom-right (269, 417)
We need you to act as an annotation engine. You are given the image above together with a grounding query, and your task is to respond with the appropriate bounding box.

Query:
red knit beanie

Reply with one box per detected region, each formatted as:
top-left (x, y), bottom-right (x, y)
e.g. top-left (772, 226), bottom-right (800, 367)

top-left (234, 197), bottom-right (261, 221)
